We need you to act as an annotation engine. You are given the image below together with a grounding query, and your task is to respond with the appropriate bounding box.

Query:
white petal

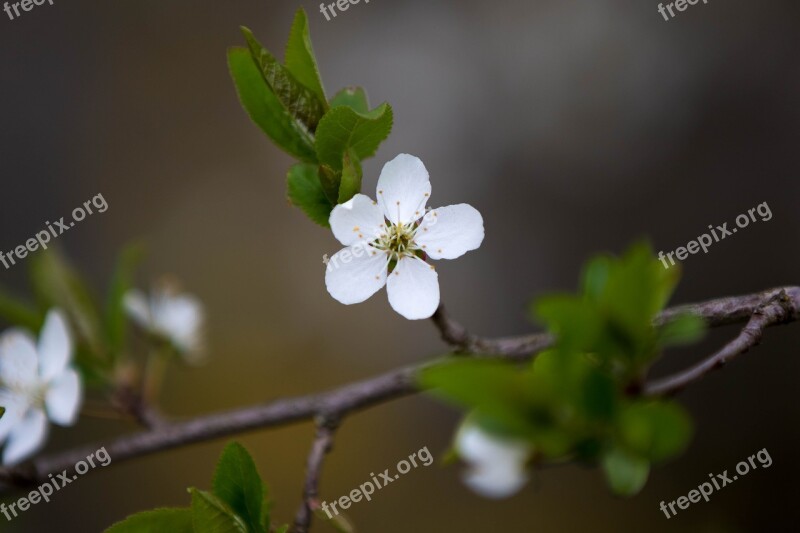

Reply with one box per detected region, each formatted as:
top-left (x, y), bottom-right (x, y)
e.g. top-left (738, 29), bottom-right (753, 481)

top-left (325, 245), bottom-right (389, 305)
top-left (462, 462), bottom-right (529, 499)
top-left (154, 295), bottom-right (204, 354)
top-left (45, 369), bottom-right (82, 426)
top-left (38, 310), bottom-right (73, 382)
top-left (376, 154), bottom-right (431, 225)
top-left (456, 425), bottom-right (531, 466)
top-left (386, 256), bottom-right (440, 320)
top-left (329, 194), bottom-right (387, 247)
top-left (0, 330), bottom-right (40, 389)
top-left (0, 392), bottom-right (27, 443)
top-left (3, 408), bottom-right (48, 466)
top-left (123, 290), bottom-right (152, 328)
top-left (415, 204), bottom-right (485, 260)
top-left (456, 425), bottom-right (531, 499)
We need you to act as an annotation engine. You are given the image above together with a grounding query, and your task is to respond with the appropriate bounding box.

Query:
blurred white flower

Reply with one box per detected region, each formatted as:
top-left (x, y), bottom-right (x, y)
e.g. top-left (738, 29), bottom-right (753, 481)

top-left (326, 154), bottom-right (484, 320)
top-left (456, 423), bottom-right (532, 499)
top-left (0, 310), bottom-right (82, 465)
top-left (124, 285), bottom-right (205, 361)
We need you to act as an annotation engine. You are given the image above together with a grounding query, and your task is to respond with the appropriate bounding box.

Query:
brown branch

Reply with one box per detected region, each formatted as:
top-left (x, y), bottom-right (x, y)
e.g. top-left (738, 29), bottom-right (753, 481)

top-left (0, 287), bottom-right (797, 498)
top-left (431, 305), bottom-right (554, 359)
top-left (645, 288), bottom-right (799, 396)
top-left (293, 418), bottom-right (338, 533)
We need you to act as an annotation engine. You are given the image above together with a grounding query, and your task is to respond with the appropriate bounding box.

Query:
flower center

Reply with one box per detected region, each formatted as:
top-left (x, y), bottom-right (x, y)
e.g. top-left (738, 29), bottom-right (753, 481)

top-left (374, 221), bottom-right (420, 262)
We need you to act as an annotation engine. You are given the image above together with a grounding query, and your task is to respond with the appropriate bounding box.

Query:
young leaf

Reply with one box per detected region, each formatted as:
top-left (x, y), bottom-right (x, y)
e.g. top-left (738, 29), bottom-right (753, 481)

top-left (212, 442), bottom-right (266, 533)
top-left (618, 401), bottom-right (692, 462)
top-left (105, 508), bottom-right (193, 533)
top-left (602, 448), bottom-right (650, 497)
top-left (0, 287), bottom-right (41, 331)
top-left (658, 313), bottom-right (705, 347)
top-left (338, 151), bottom-right (363, 203)
top-left (228, 47), bottom-right (317, 163)
top-left (284, 8), bottom-right (327, 105)
top-left (242, 27), bottom-right (326, 132)
top-left (315, 104), bottom-right (393, 172)
top-left (287, 163), bottom-right (334, 227)
top-left (190, 489), bottom-right (249, 533)
top-left (105, 242), bottom-right (145, 355)
top-left (419, 360), bottom-right (537, 438)
top-left (330, 87), bottom-right (369, 113)
top-left (29, 249), bottom-right (106, 360)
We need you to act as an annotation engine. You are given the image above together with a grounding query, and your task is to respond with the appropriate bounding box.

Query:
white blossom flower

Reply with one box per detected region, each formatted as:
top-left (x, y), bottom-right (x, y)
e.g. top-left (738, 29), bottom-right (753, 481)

top-left (325, 154), bottom-right (484, 320)
top-left (455, 423), bottom-right (532, 499)
top-left (0, 310), bottom-right (82, 466)
top-left (124, 285), bottom-right (205, 362)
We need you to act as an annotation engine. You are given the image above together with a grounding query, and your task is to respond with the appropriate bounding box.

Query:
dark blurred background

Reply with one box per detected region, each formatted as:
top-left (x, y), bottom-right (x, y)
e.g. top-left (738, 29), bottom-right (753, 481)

top-left (1, 0), bottom-right (799, 531)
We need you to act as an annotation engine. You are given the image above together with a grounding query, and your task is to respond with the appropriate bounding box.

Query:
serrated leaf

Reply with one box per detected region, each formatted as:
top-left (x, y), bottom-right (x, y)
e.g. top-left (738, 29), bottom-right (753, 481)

top-left (619, 401), bottom-right (692, 462)
top-left (315, 104), bottom-right (393, 172)
top-left (228, 47), bottom-right (317, 163)
top-left (105, 242), bottom-right (145, 356)
top-left (105, 508), bottom-right (193, 533)
top-left (190, 489), bottom-right (249, 533)
top-left (29, 250), bottom-right (106, 361)
top-left (287, 163), bottom-right (333, 227)
top-left (658, 313), bottom-right (705, 347)
top-left (213, 443), bottom-right (266, 533)
top-left (602, 448), bottom-right (649, 496)
top-left (242, 27), bottom-right (326, 132)
top-left (330, 87), bottom-right (369, 114)
top-left (284, 8), bottom-right (327, 105)
top-left (338, 151), bottom-right (363, 203)
top-left (317, 164), bottom-right (341, 206)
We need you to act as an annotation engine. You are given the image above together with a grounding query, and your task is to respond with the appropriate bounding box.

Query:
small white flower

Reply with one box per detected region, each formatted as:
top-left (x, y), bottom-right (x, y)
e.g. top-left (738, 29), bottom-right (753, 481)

top-left (124, 285), bottom-right (205, 361)
top-left (0, 310), bottom-right (82, 466)
top-left (455, 423), bottom-right (532, 499)
top-left (325, 154), bottom-right (484, 320)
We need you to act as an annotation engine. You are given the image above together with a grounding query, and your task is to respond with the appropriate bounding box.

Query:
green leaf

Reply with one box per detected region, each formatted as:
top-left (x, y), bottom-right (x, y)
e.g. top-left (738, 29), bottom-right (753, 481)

top-left (338, 151), bottom-right (363, 203)
top-left (284, 8), bottom-right (327, 105)
top-left (273, 526), bottom-right (290, 533)
top-left (330, 87), bottom-right (369, 114)
top-left (315, 103), bottom-right (393, 172)
top-left (242, 27), bottom-right (326, 132)
top-left (658, 313), bottom-right (705, 347)
top-left (29, 250), bottom-right (106, 360)
top-left (419, 360), bottom-right (536, 439)
top-left (213, 443), bottom-right (266, 533)
top-left (190, 489), bottom-right (249, 533)
top-left (619, 401), bottom-right (692, 462)
top-left (0, 287), bottom-right (41, 331)
top-left (419, 360), bottom-right (527, 412)
top-left (105, 508), bottom-right (193, 533)
top-left (287, 163), bottom-right (333, 227)
top-left (534, 296), bottom-right (603, 353)
top-left (105, 243), bottom-right (145, 355)
top-left (602, 448), bottom-right (650, 496)
top-left (228, 47), bottom-right (317, 163)
top-left (581, 255), bottom-right (611, 301)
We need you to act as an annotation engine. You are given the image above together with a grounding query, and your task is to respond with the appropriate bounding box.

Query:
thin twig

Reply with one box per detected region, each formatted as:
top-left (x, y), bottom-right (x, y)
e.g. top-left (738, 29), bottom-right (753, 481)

top-left (293, 418), bottom-right (338, 533)
top-left (645, 289), bottom-right (799, 396)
